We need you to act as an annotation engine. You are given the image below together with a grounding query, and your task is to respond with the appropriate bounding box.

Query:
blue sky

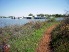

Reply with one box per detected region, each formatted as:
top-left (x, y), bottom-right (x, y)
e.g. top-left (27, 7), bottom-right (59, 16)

top-left (0, 0), bottom-right (69, 16)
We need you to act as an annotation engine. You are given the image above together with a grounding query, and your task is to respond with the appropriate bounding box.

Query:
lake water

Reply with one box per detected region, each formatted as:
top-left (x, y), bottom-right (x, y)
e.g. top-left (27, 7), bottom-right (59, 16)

top-left (0, 18), bottom-right (47, 27)
top-left (0, 18), bottom-right (64, 27)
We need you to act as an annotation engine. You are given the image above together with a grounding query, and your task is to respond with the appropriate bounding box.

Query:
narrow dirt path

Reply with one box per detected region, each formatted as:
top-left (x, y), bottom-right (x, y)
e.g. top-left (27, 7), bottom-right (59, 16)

top-left (36, 24), bottom-right (57, 52)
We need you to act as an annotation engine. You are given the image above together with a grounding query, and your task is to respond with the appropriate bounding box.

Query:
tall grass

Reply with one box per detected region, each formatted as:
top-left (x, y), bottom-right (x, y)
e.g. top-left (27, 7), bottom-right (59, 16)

top-left (0, 21), bottom-right (57, 52)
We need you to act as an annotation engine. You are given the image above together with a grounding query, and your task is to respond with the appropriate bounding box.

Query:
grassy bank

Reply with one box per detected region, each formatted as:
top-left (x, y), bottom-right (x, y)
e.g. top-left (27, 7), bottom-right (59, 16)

top-left (0, 21), bottom-right (58, 52)
top-left (51, 18), bottom-right (69, 52)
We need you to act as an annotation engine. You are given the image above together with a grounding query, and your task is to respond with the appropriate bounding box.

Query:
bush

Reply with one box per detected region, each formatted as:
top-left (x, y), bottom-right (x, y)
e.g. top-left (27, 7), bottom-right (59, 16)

top-left (51, 17), bottom-right (69, 52)
top-left (48, 17), bottom-right (56, 22)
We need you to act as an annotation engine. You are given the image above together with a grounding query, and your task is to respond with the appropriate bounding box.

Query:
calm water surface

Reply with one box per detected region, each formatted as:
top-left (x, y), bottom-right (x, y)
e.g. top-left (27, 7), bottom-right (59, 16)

top-left (0, 18), bottom-right (46, 27)
top-left (0, 17), bottom-right (64, 27)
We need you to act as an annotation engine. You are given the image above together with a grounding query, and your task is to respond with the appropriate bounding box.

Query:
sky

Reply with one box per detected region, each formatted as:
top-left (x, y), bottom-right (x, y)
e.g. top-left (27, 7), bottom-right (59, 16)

top-left (0, 0), bottom-right (69, 17)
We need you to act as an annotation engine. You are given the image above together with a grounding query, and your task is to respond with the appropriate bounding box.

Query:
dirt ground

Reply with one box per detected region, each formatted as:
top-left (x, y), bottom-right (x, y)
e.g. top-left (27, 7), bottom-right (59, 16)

top-left (36, 25), bottom-right (57, 52)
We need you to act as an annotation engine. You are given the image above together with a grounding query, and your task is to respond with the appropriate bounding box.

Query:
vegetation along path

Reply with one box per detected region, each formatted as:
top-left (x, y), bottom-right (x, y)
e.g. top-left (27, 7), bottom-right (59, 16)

top-left (36, 24), bottom-right (57, 52)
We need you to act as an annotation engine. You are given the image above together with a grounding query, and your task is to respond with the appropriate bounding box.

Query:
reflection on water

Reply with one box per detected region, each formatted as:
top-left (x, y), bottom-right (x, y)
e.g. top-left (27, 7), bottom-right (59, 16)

top-left (0, 18), bottom-right (46, 27)
top-left (0, 17), bottom-right (64, 27)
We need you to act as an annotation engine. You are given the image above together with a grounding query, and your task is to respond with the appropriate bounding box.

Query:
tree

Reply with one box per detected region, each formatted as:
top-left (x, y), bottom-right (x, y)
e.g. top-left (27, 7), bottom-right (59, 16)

top-left (28, 13), bottom-right (33, 16)
top-left (40, 14), bottom-right (44, 17)
top-left (45, 14), bottom-right (49, 18)
top-left (37, 14), bottom-right (40, 17)
top-left (37, 14), bottom-right (44, 17)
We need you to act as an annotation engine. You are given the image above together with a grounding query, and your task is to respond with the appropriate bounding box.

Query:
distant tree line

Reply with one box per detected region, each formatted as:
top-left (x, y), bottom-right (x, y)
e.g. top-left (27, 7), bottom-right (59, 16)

top-left (51, 14), bottom-right (68, 17)
top-left (28, 13), bottom-right (69, 18)
top-left (0, 13), bottom-right (69, 18)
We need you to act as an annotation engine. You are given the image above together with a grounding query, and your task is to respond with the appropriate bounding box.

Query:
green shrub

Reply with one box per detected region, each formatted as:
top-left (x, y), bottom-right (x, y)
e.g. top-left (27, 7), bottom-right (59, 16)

top-left (48, 17), bottom-right (56, 22)
top-left (51, 17), bottom-right (69, 52)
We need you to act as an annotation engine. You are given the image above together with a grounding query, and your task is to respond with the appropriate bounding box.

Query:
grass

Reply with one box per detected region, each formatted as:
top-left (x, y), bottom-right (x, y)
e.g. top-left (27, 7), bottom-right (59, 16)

top-left (0, 21), bottom-right (58, 52)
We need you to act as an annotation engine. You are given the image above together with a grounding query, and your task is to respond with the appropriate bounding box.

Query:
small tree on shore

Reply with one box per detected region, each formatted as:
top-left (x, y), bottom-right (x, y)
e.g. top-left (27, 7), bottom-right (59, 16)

top-left (28, 13), bottom-right (33, 16)
top-left (37, 14), bottom-right (44, 17)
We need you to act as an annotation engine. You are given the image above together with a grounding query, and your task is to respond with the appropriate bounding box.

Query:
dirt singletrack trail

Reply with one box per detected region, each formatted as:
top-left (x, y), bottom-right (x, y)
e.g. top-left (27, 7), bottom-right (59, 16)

top-left (36, 24), bottom-right (57, 52)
